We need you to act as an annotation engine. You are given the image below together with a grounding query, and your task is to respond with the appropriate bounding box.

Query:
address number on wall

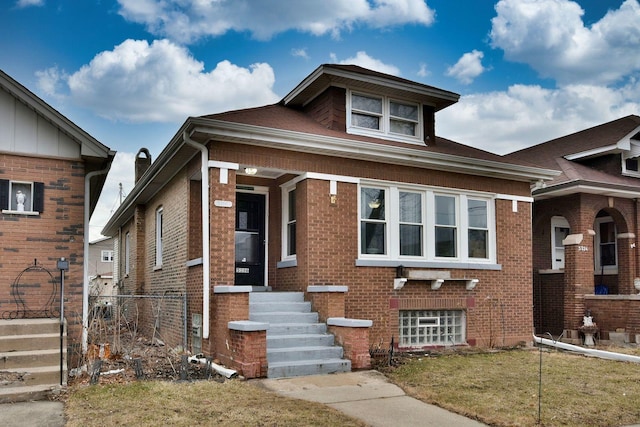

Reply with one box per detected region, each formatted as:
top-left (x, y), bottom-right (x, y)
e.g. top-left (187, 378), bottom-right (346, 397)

top-left (578, 246), bottom-right (589, 252)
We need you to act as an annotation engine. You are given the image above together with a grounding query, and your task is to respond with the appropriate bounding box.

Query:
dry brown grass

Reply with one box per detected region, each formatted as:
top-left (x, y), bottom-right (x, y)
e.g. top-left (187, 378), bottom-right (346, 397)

top-left (65, 379), bottom-right (367, 427)
top-left (386, 347), bottom-right (640, 427)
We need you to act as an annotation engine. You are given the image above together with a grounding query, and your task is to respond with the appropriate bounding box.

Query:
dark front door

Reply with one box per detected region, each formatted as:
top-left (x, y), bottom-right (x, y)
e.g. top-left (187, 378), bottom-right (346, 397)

top-left (235, 192), bottom-right (266, 286)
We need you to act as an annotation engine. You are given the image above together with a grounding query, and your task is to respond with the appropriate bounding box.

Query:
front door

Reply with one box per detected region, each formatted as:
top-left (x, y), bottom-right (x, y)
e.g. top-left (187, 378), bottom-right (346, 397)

top-left (235, 192), bottom-right (266, 286)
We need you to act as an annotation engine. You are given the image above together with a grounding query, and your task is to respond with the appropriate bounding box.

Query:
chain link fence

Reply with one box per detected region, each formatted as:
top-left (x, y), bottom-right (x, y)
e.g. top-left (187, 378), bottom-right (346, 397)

top-left (87, 293), bottom-right (187, 357)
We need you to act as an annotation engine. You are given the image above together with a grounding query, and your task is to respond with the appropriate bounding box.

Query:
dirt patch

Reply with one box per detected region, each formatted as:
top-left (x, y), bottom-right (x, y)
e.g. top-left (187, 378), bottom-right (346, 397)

top-left (69, 335), bottom-right (226, 387)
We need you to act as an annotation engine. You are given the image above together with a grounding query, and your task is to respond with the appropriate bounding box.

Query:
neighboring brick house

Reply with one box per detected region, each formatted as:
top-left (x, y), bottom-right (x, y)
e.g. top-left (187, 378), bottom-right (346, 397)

top-left (103, 64), bottom-right (557, 378)
top-left (507, 115), bottom-right (640, 343)
top-left (0, 69), bottom-right (115, 361)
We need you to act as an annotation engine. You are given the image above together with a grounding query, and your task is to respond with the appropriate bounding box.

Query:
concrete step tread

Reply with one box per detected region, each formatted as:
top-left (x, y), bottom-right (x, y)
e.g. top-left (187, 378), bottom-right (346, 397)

top-left (0, 319), bottom-right (59, 325)
top-left (267, 345), bottom-right (342, 353)
top-left (0, 333), bottom-right (60, 340)
top-left (0, 383), bottom-right (63, 403)
top-left (267, 333), bottom-right (333, 339)
top-left (267, 357), bottom-right (350, 367)
top-left (0, 349), bottom-right (61, 357)
top-left (1, 365), bottom-right (65, 374)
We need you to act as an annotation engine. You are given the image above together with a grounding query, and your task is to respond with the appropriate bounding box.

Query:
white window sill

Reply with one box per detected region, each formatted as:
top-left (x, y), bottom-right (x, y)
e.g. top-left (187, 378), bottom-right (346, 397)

top-left (277, 258), bottom-right (297, 269)
top-left (356, 259), bottom-right (501, 270)
top-left (153, 264), bottom-right (162, 271)
top-left (2, 209), bottom-right (39, 216)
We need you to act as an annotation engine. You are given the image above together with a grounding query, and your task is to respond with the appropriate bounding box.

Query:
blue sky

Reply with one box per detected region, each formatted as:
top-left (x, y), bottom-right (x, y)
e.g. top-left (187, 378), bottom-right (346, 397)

top-left (2, 0), bottom-right (639, 240)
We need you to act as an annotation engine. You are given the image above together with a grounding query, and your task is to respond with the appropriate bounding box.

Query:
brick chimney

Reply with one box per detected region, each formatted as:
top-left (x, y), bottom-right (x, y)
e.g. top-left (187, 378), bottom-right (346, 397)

top-left (135, 148), bottom-right (151, 183)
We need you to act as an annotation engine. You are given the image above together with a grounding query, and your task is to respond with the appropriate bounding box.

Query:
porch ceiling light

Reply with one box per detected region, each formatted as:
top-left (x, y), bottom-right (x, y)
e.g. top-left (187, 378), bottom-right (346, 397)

top-left (244, 167), bottom-right (258, 175)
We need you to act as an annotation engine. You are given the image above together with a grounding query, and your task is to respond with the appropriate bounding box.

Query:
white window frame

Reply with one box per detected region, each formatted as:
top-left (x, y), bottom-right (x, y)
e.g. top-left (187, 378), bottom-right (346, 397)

top-left (594, 216), bottom-right (617, 274)
top-left (399, 309), bottom-right (466, 347)
top-left (281, 185), bottom-right (297, 261)
top-left (347, 90), bottom-right (423, 144)
top-left (358, 183), bottom-right (496, 264)
top-left (551, 216), bottom-right (570, 270)
top-left (124, 232), bottom-right (131, 276)
top-left (155, 207), bottom-right (163, 269)
top-left (101, 250), bottom-right (114, 263)
top-left (2, 180), bottom-right (39, 215)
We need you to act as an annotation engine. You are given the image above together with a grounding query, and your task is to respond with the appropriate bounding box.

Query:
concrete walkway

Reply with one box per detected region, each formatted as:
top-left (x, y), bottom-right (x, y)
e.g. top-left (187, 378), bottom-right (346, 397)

top-left (258, 370), bottom-right (487, 427)
top-left (0, 401), bottom-right (64, 427)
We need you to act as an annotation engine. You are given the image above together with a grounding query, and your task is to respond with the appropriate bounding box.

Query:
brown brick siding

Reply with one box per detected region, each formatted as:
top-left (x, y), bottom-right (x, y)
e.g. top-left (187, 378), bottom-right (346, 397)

top-left (0, 153), bottom-right (86, 361)
top-left (532, 192), bottom-right (640, 334)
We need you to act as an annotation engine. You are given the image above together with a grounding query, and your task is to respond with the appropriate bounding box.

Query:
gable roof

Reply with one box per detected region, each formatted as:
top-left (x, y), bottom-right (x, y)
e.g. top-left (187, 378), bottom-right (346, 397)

top-left (507, 115), bottom-right (640, 199)
top-left (283, 64), bottom-right (460, 111)
top-left (0, 69), bottom-right (116, 213)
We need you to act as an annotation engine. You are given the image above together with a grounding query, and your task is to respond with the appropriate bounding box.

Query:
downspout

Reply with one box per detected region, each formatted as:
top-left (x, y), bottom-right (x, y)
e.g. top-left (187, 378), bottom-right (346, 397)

top-left (82, 167), bottom-right (110, 353)
top-left (183, 131), bottom-right (211, 339)
top-left (533, 334), bottom-right (640, 363)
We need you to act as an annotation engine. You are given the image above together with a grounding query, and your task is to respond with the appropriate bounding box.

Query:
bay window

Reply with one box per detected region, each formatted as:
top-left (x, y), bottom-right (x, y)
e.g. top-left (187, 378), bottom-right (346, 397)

top-left (359, 184), bottom-right (495, 264)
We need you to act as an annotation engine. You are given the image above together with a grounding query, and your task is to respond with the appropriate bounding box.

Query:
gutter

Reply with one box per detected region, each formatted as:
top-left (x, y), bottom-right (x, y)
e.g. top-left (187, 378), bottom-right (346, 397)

top-left (82, 167), bottom-right (111, 354)
top-left (533, 335), bottom-right (640, 363)
top-left (183, 131), bottom-right (211, 340)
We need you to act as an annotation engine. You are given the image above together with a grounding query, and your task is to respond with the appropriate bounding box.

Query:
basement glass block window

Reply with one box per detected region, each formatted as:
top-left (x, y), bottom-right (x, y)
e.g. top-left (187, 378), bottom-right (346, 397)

top-left (399, 310), bottom-right (466, 347)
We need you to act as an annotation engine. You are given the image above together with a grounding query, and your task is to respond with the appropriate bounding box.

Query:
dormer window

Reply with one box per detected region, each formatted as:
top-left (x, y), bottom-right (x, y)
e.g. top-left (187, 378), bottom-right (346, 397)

top-left (348, 90), bottom-right (422, 143)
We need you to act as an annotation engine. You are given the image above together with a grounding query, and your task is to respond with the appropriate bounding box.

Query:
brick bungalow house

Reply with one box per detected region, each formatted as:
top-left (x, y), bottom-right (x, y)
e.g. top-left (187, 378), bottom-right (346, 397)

top-left (0, 69), bottom-right (115, 363)
top-left (102, 64), bottom-right (557, 378)
top-left (507, 115), bottom-right (640, 343)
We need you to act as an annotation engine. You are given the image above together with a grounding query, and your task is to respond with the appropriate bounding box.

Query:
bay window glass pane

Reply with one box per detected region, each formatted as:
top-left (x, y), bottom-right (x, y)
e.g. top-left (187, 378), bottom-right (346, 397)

top-left (400, 224), bottom-right (422, 256)
top-left (288, 189), bottom-right (296, 221)
top-left (390, 119), bottom-right (416, 136)
top-left (468, 199), bottom-right (487, 228)
top-left (287, 223), bottom-right (296, 256)
top-left (352, 94), bottom-right (382, 113)
top-left (361, 223), bottom-right (386, 254)
top-left (435, 195), bottom-right (456, 226)
top-left (468, 229), bottom-right (487, 258)
top-left (400, 192), bottom-right (421, 222)
top-left (352, 113), bottom-right (380, 130)
top-left (435, 227), bottom-right (456, 257)
top-left (361, 188), bottom-right (385, 220)
top-left (390, 101), bottom-right (418, 121)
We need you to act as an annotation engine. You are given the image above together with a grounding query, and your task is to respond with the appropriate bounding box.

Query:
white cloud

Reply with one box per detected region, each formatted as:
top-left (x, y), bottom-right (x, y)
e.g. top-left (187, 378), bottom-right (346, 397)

top-left (15, 0), bottom-right (44, 8)
top-left (417, 62), bottom-right (430, 78)
top-left (35, 66), bottom-right (66, 97)
top-left (332, 51), bottom-right (401, 76)
top-left (490, 0), bottom-right (640, 85)
top-left (291, 48), bottom-right (309, 59)
top-left (117, 0), bottom-right (435, 43)
top-left (437, 80), bottom-right (640, 155)
top-left (89, 151), bottom-right (137, 241)
top-left (445, 50), bottom-right (485, 84)
top-left (41, 39), bottom-right (279, 123)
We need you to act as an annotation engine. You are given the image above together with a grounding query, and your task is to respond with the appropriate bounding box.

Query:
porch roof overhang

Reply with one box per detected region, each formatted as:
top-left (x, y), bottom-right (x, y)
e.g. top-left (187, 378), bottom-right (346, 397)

top-left (533, 179), bottom-right (640, 201)
top-left (102, 116), bottom-right (559, 236)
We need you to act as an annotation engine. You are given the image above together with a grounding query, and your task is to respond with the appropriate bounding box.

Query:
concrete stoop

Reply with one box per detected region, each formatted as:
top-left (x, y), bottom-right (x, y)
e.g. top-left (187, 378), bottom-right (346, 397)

top-left (0, 319), bottom-right (66, 403)
top-left (249, 292), bottom-right (351, 378)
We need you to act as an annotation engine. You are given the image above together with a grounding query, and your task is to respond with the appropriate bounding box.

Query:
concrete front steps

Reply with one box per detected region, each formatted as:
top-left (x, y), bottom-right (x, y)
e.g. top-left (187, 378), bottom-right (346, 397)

top-left (0, 318), bottom-right (66, 403)
top-left (249, 292), bottom-right (351, 378)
